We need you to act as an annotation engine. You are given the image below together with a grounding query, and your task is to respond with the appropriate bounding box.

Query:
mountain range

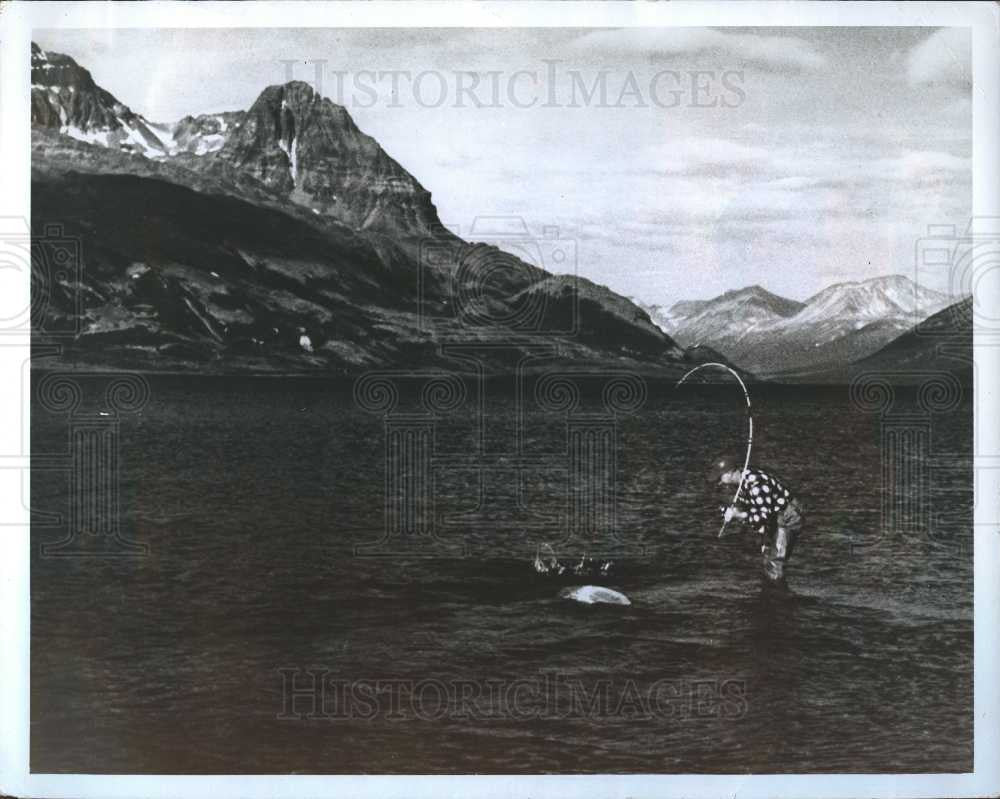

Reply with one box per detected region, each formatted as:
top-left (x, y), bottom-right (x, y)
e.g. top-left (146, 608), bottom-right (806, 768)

top-left (645, 276), bottom-right (962, 378)
top-left (29, 42), bottom-right (970, 384)
top-left (29, 42), bottom-right (717, 378)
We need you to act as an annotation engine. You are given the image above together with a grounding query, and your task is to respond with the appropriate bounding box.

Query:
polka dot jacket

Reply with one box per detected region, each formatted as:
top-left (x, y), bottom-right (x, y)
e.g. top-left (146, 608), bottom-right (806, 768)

top-left (728, 469), bottom-right (795, 534)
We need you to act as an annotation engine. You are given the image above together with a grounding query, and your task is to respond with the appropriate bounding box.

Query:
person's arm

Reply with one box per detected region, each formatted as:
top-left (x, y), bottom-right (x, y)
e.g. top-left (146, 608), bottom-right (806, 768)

top-left (723, 505), bottom-right (748, 524)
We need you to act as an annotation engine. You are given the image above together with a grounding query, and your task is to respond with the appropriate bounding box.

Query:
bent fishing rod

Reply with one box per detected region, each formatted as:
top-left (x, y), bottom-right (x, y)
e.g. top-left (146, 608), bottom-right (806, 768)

top-left (675, 363), bottom-right (754, 538)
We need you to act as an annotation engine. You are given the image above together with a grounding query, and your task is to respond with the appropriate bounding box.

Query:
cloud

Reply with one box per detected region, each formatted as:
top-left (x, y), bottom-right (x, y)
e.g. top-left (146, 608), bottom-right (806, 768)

top-left (907, 28), bottom-right (972, 88)
top-left (571, 27), bottom-right (828, 72)
top-left (623, 137), bottom-right (774, 181)
top-left (868, 149), bottom-right (972, 191)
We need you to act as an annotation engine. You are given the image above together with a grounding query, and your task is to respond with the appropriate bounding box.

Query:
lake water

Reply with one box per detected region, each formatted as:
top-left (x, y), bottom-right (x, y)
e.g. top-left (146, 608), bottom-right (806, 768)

top-left (31, 374), bottom-right (973, 773)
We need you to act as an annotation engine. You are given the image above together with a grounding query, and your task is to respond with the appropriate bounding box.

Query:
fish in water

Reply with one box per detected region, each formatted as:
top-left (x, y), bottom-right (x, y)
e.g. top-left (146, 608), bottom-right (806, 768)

top-left (560, 585), bottom-right (631, 606)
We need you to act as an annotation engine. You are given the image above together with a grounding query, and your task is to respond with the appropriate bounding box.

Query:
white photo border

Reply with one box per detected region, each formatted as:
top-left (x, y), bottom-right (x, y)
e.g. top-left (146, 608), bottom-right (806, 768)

top-left (1, 2), bottom-right (997, 797)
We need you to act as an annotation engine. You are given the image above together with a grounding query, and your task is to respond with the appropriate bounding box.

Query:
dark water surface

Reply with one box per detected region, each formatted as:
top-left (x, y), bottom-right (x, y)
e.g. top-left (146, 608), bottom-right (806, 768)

top-left (31, 375), bottom-right (973, 773)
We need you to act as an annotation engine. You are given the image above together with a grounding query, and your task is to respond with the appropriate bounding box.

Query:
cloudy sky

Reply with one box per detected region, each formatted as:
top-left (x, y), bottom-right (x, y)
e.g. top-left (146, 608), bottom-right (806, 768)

top-left (36, 27), bottom-right (972, 305)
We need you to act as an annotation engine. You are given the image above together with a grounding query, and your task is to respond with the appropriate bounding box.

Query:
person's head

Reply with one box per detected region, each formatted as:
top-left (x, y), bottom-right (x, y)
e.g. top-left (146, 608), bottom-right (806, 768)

top-left (709, 454), bottom-right (744, 485)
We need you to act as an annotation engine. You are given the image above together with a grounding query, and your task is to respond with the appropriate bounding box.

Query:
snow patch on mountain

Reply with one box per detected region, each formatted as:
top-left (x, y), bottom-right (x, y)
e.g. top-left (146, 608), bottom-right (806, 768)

top-left (277, 99), bottom-right (300, 184)
top-left (62, 124), bottom-right (109, 147)
top-left (31, 42), bottom-right (247, 161)
top-left (31, 42), bottom-right (177, 159)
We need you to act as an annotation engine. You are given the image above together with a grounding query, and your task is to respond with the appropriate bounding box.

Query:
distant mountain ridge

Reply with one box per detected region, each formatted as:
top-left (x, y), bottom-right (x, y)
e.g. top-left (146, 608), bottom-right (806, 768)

top-left (792, 274), bottom-right (947, 330)
top-left (775, 296), bottom-right (973, 383)
top-left (851, 296), bottom-right (971, 374)
top-left (640, 285), bottom-right (804, 340)
top-left (657, 275), bottom-right (953, 374)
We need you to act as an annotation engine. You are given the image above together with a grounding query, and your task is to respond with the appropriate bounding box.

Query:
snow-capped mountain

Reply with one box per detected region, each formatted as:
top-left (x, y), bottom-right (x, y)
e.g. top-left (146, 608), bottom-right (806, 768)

top-left (30, 42), bottom-right (175, 158)
top-left (31, 42), bottom-right (444, 239)
top-left (666, 276), bottom-right (952, 374)
top-left (635, 298), bottom-right (707, 335)
top-left (658, 285), bottom-right (804, 339)
top-left (30, 42), bottom-right (248, 159)
top-left (168, 111), bottom-right (245, 156)
top-left (776, 275), bottom-right (950, 338)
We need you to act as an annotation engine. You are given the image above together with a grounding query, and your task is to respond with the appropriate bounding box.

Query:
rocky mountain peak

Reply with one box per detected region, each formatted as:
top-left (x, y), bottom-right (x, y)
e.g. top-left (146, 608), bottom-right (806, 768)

top-left (170, 111), bottom-right (245, 156)
top-left (215, 81), bottom-right (442, 236)
top-left (31, 41), bottom-right (172, 158)
top-left (798, 274), bottom-right (950, 323)
top-left (31, 46), bottom-right (444, 237)
top-left (717, 285), bottom-right (805, 317)
top-left (32, 42), bottom-right (95, 91)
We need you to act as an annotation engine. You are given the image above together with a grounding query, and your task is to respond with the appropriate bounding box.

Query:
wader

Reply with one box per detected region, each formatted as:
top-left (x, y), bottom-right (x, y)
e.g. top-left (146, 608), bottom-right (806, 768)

top-left (761, 498), bottom-right (804, 581)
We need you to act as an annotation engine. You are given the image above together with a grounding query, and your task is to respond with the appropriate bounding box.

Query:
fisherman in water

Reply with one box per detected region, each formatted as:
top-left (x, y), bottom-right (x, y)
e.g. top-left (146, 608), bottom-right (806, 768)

top-left (712, 455), bottom-right (804, 581)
